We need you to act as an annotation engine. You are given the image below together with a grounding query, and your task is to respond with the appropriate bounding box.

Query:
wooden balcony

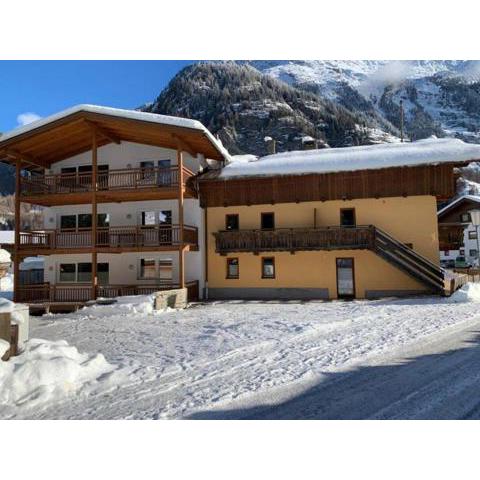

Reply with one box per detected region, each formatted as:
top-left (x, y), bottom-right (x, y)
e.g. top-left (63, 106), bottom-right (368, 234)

top-left (16, 280), bottom-right (199, 306)
top-left (18, 224), bottom-right (198, 254)
top-left (213, 226), bottom-right (375, 254)
top-left (20, 166), bottom-right (197, 205)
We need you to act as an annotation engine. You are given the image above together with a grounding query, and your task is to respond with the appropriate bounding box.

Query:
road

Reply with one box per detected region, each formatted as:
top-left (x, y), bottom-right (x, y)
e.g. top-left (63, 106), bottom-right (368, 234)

top-left (190, 319), bottom-right (480, 419)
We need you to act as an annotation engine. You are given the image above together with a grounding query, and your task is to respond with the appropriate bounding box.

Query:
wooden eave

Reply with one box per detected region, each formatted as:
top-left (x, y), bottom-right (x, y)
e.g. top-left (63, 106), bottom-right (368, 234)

top-left (0, 110), bottom-right (225, 169)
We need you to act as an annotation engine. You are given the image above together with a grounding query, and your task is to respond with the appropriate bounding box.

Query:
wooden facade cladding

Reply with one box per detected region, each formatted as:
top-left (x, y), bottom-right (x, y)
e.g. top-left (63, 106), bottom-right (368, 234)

top-left (199, 164), bottom-right (458, 208)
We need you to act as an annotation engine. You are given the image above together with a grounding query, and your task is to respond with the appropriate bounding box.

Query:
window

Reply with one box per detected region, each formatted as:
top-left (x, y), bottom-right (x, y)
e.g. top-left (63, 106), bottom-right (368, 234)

top-left (470, 249), bottom-right (478, 258)
top-left (460, 249), bottom-right (465, 255)
top-left (78, 214), bottom-right (92, 229)
top-left (59, 263), bottom-right (76, 282)
top-left (159, 259), bottom-right (173, 282)
top-left (140, 161), bottom-right (155, 181)
top-left (159, 210), bottom-right (172, 225)
top-left (226, 214), bottom-right (239, 231)
top-left (77, 262), bottom-right (92, 282)
top-left (60, 215), bottom-right (76, 230)
top-left (140, 258), bottom-right (156, 279)
top-left (261, 212), bottom-right (275, 230)
top-left (444, 250), bottom-right (450, 257)
top-left (61, 213), bottom-right (109, 230)
top-left (469, 231), bottom-right (478, 240)
top-left (158, 159), bottom-right (171, 169)
top-left (262, 257), bottom-right (275, 279)
top-left (461, 213), bottom-right (471, 223)
top-left (97, 213), bottom-right (110, 228)
top-left (336, 258), bottom-right (355, 298)
top-left (226, 258), bottom-right (239, 279)
top-left (142, 211), bottom-right (157, 226)
top-left (98, 263), bottom-right (109, 285)
top-left (340, 208), bottom-right (356, 227)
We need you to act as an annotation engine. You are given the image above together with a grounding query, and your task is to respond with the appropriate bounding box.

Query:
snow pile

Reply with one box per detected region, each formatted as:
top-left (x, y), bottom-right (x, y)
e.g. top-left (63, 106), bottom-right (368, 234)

top-left (220, 138), bottom-right (480, 179)
top-left (447, 283), bottom-right (480, 303)
top-left (86, 294), bottom-right (155, 316)
top-left (0, 296), bottom-right (14, 313)
top-left (0, 249), bottom-right (11, 263)
top-left (0, 273), bottom-right (13, 293)
top-left (0, 338), bottom-right (123, 410)
top-left (0, 339), bottom-right (9, 358)
top-left (0, 231), bottom-right (14, 245)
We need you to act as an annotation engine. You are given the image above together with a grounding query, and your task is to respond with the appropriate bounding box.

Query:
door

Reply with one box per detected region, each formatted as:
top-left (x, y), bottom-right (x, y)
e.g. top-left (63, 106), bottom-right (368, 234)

top-left (336, 258), bottom-right (355, 299)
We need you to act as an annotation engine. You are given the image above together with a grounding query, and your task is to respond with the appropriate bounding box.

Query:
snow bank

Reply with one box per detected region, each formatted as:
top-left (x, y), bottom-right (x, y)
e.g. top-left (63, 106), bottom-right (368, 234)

top-left (0, 249), bottom-right (11, 263)
top-left (0, 296), bottom-right (14, 313)
top-left (448, 283), bottom-right (480, 303)
top-left (0, 338), bottom-right (123, 409)
top-left (219, 138), bottom-right (480, 179)
top-left (0, 273), bottom-right (13, 293)
top-left (0, 339), bottom-right (9, 358)
top-left (84, 294), bottom-right (155, 316)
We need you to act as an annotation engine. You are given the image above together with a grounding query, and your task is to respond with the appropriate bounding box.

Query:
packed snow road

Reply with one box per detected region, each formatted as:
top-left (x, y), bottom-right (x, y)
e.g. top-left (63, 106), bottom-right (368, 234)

top-left (2, 285), bottom-right (480, 420)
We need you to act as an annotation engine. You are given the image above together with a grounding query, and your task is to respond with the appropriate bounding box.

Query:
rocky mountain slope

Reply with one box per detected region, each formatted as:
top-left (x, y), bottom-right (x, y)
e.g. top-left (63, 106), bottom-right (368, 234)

top-left (245, 61), bottom-right (480, 144)
top-left (144, 62), bottom-right (400, 156)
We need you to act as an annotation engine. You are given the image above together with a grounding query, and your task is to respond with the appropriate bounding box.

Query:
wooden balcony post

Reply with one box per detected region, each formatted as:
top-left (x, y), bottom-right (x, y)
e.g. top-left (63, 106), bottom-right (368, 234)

top-left (177, 148), bottom-right (185, 289)
top-left (91, 131), bottom-right (98, 300)
top-left (13, 158), bottom-right (21, 303)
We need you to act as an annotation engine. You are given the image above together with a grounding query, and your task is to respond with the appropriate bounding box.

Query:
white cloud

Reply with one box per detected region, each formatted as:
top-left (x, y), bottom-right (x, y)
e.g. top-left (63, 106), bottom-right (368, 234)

top-left (17, 112), bottom-right (41, 126)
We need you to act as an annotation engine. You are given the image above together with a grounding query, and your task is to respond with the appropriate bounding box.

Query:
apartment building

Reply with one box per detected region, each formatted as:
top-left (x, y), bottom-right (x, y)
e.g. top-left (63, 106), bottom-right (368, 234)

top-left (0, 105), bottom-right (229, 310)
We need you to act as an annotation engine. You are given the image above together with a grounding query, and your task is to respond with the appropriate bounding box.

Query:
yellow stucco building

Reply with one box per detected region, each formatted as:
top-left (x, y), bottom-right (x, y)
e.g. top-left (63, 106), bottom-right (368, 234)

top-left (199, 139), bottom-right (480, 300)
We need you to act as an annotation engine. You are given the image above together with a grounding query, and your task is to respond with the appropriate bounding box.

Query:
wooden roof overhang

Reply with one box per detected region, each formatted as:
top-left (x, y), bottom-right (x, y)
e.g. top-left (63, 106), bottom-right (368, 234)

top-left (0, 110), bottom-right (227, 170)
top-left (198, 161), bottom-right (475, 208)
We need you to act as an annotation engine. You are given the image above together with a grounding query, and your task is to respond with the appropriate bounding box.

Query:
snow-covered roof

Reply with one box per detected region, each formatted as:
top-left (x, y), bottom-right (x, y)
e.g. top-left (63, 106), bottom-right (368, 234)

top-left (437, 195), bottom-right (480, 217)
top-left (0, 104), bottom-right (231, 161)
top-left (216, 138), bottom-right (480, 180)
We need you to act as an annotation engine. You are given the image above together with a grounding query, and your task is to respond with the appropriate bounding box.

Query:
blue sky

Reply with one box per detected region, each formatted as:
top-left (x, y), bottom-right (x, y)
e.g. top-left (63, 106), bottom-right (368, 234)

top-left (0, 61), bottom-right (193, 133)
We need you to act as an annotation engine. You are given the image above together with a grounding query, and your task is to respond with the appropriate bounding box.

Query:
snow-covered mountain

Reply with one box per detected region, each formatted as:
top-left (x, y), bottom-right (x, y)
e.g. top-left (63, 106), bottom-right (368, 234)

top-left (245, 61), bottom-right (480, 143)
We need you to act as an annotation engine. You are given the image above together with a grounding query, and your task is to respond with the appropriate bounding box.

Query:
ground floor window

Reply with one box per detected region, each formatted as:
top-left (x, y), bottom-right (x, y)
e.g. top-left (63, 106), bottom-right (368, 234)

top-left (469, 249), bottom-right (478, 258)
top-left (59, 263), bottom-right (76, 282)
top-left (139, 257), bottom-right (173, 281)
top-left (226, 258), bottom-right (239, 279)
top-left (468, 230), bottom-right (478, 240)
top-left (58, 262), bottom-right (109, 283)
top-left (261, 257), bottom-right (275, 279)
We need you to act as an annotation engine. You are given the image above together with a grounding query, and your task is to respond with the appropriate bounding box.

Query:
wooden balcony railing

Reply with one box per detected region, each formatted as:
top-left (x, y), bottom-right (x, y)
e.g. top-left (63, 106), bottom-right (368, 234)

top-left (213, 226), bottom-right (376, 254)
top-left (16, 280), bottom-right (199, 304)
top-left (19, 224), bottom-right (198, 250)
top-left (20, 166), bottom-right (195, 196)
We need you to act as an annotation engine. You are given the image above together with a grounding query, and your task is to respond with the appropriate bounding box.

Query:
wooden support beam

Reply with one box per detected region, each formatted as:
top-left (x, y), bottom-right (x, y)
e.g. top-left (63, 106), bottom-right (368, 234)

top-left (13, 159), bottom-right (21, 303)
top-left (178, 148), bottom-right (185, 289)
top-left (171, 134), bottom-right (197, 158)
top-left (3, 149), bottom-right (46, 169)
top-left (84, 120), bottom-right (121, 145)
top-left (91, 131), bottom-right (98, 300)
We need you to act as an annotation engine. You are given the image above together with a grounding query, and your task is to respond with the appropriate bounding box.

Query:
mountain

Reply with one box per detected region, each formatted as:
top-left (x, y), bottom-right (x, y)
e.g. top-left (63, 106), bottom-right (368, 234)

top-left (245, 60), bottom-right (480, 143)
top-left (144, 62), bottom-right (401, 156)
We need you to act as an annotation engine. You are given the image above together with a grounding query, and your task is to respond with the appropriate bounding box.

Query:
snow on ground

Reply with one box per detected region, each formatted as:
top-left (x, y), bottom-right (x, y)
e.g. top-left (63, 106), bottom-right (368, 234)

top-left (0, 272), bottom-right (13, 300)
top-left (2, 286), bottom-right (480, 420)
top-left (0, 339), bottom-right (125, 417)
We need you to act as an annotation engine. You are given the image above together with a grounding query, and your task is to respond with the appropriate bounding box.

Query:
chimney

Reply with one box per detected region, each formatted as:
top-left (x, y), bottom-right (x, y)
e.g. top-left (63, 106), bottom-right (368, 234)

top-left (264, 136), bottom-right (276, 154)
